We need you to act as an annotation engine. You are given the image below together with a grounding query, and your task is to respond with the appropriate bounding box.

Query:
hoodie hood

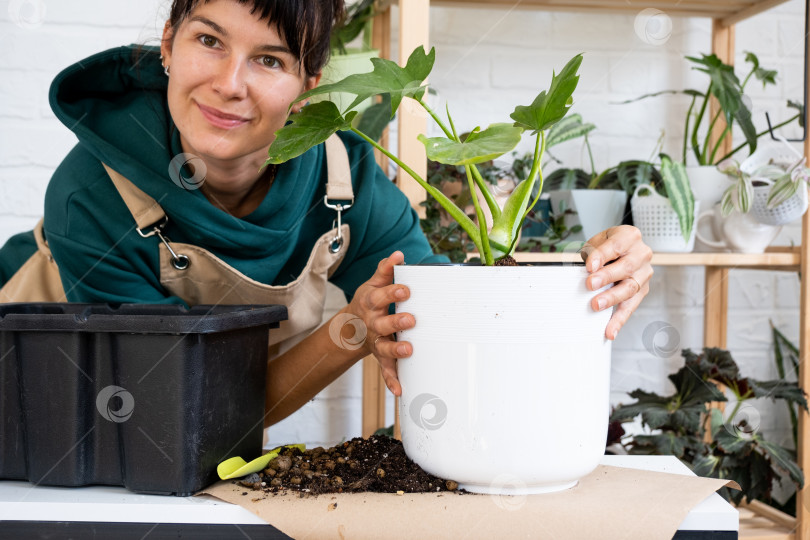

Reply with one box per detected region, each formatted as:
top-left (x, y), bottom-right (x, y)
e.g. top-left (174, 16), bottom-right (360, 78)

top-left (48, 45), bottom-right (328, 257)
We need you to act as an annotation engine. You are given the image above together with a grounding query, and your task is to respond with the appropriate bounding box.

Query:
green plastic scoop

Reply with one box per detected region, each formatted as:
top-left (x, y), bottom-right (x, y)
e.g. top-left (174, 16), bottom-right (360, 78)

top-left (217, 444), bottom-right (306, 480)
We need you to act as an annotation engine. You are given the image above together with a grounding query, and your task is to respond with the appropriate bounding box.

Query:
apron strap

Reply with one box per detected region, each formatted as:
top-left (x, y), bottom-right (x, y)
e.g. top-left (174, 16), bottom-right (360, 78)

top-left (102, 163), bottom-right (166, 231)
top-left (324, 134), bottom-right (354, 201)
top-left (103, 133), bottom-right (353, 225)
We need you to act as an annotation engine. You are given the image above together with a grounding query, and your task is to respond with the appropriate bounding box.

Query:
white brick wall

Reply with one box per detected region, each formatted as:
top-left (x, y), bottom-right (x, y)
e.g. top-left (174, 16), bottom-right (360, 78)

top-left (0, 0), bottom-right (805, 456)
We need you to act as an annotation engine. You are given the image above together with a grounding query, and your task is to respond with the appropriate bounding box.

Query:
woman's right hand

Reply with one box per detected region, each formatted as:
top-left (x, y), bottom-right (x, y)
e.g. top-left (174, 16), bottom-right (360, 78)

top-left (341, 251), bottom-right (414, 396)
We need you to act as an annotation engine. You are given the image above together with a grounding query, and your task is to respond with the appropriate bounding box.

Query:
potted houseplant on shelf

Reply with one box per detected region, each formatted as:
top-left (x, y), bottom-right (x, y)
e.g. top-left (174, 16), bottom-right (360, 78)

top-left (630, 154), bottom-right (698, 253)
top-left (420, 158), bottom-right (508, 263)
top-left (718, 140), bottom-right (810, 226)
top-left (536, 115), bottom-right (629, 242)
top-left (609, 346), bottom-right (806, 511)
top-left (625, 52), bottom-right (800, 210)
top-left (266, 48), bottom-right (615, 494)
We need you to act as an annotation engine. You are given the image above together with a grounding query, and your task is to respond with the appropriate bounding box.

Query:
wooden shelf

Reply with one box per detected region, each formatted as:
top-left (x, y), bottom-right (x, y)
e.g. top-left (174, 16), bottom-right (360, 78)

top-left (367, 4), bottom-right (810, 537)
top-left (507, 247), bottom-right (801, 270)
top-left (427, 0), bottom-right (791, 27)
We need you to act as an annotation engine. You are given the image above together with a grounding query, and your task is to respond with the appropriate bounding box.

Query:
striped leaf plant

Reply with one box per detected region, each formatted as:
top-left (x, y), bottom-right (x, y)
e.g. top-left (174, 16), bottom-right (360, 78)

top-left (266, 47), bottom-right (583, 265)
top-left (717, 156), bottom-right (810, 217)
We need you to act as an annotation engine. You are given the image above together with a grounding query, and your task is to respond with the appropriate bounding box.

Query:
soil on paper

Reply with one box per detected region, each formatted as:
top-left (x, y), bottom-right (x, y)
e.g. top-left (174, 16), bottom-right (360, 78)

top-left (234, 435), bottom-right (461, 496)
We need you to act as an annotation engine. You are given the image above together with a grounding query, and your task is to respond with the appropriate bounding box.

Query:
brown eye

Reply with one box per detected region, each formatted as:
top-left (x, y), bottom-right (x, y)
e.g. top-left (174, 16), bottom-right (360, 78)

top-left (262, 56), bottom-right (280, 68)
top-left (201, 35), bottom-right (218, 47)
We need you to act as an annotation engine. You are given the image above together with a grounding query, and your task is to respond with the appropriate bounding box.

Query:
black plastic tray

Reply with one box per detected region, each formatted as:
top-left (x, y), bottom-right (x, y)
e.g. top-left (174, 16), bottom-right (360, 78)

top-left (0, 303), bottom-right (287, 496)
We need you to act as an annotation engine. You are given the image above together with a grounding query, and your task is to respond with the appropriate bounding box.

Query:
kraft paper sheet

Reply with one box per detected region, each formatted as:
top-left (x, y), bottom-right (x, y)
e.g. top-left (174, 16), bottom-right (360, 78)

top-left (200, 465), bottom-right (737, 539)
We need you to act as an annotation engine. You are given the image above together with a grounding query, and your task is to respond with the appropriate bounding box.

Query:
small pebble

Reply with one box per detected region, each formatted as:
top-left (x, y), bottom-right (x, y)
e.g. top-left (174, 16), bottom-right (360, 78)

top-left (239, 473), bottom-right (261, 487)
top-left (396, 490), bottom-right (404, 496)
top-left (275, 455), bottom-right (292, 472)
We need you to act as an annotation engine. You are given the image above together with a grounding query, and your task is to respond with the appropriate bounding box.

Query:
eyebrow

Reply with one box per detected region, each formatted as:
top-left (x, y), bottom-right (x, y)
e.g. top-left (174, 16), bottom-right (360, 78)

top-left (188, 16), bottom-right (294, 56)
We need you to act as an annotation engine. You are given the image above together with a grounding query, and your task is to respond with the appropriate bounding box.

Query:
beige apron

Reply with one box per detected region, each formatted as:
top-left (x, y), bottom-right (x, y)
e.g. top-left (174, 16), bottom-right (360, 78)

top-left (0, 219), bottom-right (65, 303)
top-left (103, 134), bottom-right (354, 354)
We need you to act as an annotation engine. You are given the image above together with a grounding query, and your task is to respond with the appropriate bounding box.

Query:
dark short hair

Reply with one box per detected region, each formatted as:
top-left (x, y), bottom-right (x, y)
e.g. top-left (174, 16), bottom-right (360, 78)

top-left (166, 0), bottom-right (345, 77)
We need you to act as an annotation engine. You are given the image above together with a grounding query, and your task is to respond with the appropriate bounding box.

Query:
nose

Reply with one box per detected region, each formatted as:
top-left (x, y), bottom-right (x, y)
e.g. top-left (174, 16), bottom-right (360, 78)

top-left (212, 56), bottom-right (248, 99)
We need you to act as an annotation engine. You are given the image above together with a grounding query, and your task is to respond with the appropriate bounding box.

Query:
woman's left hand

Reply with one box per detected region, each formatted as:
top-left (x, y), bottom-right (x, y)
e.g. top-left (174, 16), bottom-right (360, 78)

top-left (581, 225), bottom-right (653, 340)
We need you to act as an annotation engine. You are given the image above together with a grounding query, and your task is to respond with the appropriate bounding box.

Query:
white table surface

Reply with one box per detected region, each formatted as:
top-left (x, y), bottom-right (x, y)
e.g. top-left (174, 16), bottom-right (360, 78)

top-left (0, 455), bottom-right (738, 532)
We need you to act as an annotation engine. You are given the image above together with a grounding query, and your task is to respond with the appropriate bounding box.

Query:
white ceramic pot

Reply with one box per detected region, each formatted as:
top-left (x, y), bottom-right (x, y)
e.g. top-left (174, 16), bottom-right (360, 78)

top-left (687, 166), bottom-right (728, 252)
top-left (696, 204), bottom-right (782, 253)
top-left (394, 264), bottom-right (612, 495)
top-left (686, 165), bottom-right (729, 208)
top-left (548, 189), bottom-right (628, 241)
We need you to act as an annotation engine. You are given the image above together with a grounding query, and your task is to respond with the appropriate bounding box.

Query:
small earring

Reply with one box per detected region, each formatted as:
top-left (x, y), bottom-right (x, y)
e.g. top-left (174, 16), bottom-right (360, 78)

top-left (164, 64), bottom-right (170, 77)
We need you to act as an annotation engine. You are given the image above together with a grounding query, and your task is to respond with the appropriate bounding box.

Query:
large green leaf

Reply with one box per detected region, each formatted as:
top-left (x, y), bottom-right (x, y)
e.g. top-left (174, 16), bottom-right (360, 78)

top-left (632, 434), bottom-right (688, 458)
top-left (510, 54), bottom-right (583, 133)
top-left (715, 428), bottom-right (752, 454)
top-left (744, 51), bottom-right (777, 89)
top-left (296, 46), bottom-right (435, 115)
top-left (355, 93), bottom-right (392, 142)
top-left (546, 113), bottom-right (595, 148)
top-left (541, 168), bottom-right (591, 193)
top-left (660, 154), bottom-right (695, 241)
top-left (691, 453), bottom-right (722, 477)
top-left (598, 160), bottom-right (662, 193)
top-left (488, 176), bottom-right (535, 256)
top-left (749, 379), bottom-right (808, 409)
top-left (266, 102), bottom-right (356, 164)
top-left (757, 438), bottom-right (804, 487)
top-left (609, 391), bottom-right (674, 430)
top-left (687, 53), bottom-right (758, 155)
top-left (418, 123), bottom-right (523, 166)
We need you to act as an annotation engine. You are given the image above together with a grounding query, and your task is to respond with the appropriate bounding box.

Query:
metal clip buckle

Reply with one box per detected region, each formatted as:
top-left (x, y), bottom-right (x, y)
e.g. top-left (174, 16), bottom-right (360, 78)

top-left (135, 217), bottom-right (190, 270)
top-left (324, 195), bottom-right (353, 253)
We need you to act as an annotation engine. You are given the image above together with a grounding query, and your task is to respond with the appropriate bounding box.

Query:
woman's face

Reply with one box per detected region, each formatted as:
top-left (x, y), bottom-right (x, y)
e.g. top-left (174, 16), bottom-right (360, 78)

top-left (161, 0), bottom-right (319, 169)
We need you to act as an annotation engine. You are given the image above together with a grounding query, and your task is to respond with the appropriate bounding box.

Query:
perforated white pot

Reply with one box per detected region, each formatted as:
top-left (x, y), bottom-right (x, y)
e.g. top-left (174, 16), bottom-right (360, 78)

top-left (394, 264), bottom-right (612, 495)
top-left (631, 184), bottom-right (699, 253)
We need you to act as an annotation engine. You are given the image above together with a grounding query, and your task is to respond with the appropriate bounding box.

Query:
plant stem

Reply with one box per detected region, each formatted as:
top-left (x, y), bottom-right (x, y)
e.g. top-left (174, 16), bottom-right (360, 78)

top-left (726, 399), bottom-right (744, 428)
top-left (701, 110), bottom-right (722, 163)
top-left (465, 165), bottom-right (493, 265)
top-left (707, 125), bottom-right (730, 164)
top-left (511, 132), bottom-right (547, 255)
top-left (525, 131), bottom-right (547, 212)
top-left (741, 66), bottom-right (755, 91)
top-left (350, 127), bottom-right (483, 251)
top-left (716, 113), bottom-right (802, 162)
top-left (683, 95), bottom-right (696, 164)
top-left (585, 133), bottom-right (596, 180)
top-left (470, 165), bottom-right (502, 220)
top-left (421, 98), bottom-right (503, 220)
top-left (417, 97), bottom-right (454, 140)
top-left (692, 83), bottom-right (712, 164)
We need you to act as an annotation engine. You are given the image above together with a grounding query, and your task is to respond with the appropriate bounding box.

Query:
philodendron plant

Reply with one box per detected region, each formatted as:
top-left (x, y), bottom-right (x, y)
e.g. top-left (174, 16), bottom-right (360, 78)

top-left (265, 47), bottom-right (582, 265)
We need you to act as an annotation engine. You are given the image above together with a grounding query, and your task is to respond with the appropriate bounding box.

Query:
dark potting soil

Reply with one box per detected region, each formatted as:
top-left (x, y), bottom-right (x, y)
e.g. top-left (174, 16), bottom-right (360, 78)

top-left (234, 435), bottom-right (460, 496)
top-left (494, 255), bottom-right (518, 266)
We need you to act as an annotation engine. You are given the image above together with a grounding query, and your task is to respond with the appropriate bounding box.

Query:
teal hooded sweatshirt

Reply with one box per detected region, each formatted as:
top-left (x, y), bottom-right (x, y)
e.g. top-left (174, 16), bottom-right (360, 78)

top-left (0, 46), bottom-right (445, 304)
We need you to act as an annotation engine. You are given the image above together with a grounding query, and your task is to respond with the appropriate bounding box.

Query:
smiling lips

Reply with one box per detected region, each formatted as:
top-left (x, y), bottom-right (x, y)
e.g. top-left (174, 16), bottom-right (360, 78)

top-left (197, 103), bottom-right (251, 129)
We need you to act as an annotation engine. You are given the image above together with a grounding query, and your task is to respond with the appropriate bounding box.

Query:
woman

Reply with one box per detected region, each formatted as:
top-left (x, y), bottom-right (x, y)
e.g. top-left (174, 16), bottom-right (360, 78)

top-left (0, 0), bottom-right (653, 427)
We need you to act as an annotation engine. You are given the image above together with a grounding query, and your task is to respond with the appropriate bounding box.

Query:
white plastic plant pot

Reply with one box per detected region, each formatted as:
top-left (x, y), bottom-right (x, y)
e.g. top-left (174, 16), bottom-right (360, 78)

top-left (394, 264), bottom-right (612, 495)
top-left (740, 143), bottom-right (809, 226)
top-left (686, 165), bottom-right (729, 209)
top-left (548, 189), bottom-right (627, 241)
top-left (749, 179), bottom-right (808, 226)
top-left (631, 184), bottom-right (699, 253)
